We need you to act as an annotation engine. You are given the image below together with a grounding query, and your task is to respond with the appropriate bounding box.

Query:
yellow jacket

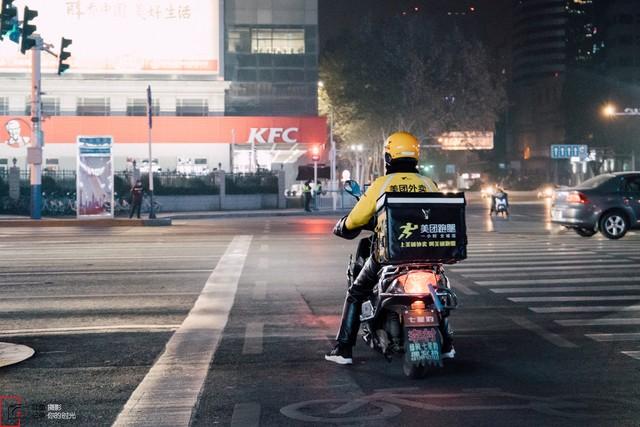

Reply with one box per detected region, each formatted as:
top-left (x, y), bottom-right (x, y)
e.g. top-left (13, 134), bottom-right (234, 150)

top-left (346, 173), bottom-right (438, 229)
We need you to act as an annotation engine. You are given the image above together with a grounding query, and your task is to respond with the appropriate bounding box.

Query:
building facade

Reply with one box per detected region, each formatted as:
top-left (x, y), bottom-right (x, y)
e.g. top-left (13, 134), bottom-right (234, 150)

top-left (0, 0), bottom-right (324, 185)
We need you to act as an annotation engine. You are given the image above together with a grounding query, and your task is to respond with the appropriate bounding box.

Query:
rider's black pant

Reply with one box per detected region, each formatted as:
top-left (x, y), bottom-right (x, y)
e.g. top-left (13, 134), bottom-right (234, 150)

top-left (336, 255), bottom-right (453, 350)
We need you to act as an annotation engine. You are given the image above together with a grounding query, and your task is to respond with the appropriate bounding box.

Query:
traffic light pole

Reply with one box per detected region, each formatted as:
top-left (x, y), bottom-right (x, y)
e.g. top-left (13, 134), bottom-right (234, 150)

top-left (29, 34), bottom-right (43, 219)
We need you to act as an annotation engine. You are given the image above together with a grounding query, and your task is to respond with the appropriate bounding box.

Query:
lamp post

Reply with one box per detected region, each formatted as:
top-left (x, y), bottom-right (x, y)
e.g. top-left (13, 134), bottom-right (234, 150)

top-left (350, 144), bottom-right (363, 184)
top-left (318, 81), bottom-right (337, 210)
top-left (602, 103), bottom-right (638, 171)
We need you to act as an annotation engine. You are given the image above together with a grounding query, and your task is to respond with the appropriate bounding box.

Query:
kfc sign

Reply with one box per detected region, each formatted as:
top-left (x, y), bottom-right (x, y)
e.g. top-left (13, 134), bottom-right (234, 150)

top-left (247, 127), bottom-right (299, 144)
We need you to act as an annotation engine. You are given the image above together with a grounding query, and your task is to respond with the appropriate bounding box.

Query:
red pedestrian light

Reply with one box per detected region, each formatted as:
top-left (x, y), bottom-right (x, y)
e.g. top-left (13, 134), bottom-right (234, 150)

top-left (311, 145), bottom-right (321, 162)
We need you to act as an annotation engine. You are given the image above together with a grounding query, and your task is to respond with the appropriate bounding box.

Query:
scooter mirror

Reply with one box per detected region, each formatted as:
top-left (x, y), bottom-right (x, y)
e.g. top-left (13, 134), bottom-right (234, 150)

top-left (343, 180), bottom-right (362, 199)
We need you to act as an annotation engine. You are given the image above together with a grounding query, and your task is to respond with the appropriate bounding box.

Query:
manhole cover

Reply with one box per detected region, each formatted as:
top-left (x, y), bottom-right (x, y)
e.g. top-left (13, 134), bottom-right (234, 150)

top-left (0, 342), bottom-right (35, 368)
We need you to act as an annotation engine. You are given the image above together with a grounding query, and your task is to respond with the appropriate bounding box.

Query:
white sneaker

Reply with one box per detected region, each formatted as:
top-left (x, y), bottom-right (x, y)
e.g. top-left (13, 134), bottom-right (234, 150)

top-left (442, 346), bottom-right (456, 360)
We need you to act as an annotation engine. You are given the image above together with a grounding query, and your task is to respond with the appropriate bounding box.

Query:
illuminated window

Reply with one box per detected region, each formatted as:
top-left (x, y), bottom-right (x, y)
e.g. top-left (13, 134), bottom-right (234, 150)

top-left (0, 97), bottom-right (7, 115)
top-left (127, 98), bottom-right (160, 116)
top-left (176, 99), bottom-right (208, 116)
top-left (251, 28), bottom-right (305, 55)
top-left (77, 98), bottom-right (110, 116)
top-left (228, 28), bottom-right (251, 53)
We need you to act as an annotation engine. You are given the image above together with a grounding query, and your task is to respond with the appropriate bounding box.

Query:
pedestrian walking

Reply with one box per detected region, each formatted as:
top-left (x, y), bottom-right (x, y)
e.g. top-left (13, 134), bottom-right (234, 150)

top-left (129, 180), bottom-right (144, 219)
top-left (303, 180), bottom-right (312, 212)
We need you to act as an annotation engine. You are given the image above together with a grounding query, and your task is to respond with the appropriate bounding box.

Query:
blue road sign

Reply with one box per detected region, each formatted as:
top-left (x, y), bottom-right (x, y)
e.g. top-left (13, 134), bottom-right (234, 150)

top-left (550, 144), bottom-right (588, 160)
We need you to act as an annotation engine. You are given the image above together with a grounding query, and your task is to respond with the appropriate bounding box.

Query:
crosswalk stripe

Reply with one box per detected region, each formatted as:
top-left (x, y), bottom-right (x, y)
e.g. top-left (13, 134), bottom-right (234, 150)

top-left (530, 305), bottom-right (640, 314)
top-left (450, 259), bottom-right (617, 269)
top-left (491, 285), bottom-right (640, 294)
top-left (452, 263), bottom-right (634, 274)
top-left (621, 351), bottom-right (640, 360)
top-left (510, 295), bottom-right (640, 303)
top-left (464, 267), bottom-right (640, 278)
top-left (477, 277), bottom-right (640, 286)
top-left (586, 333), bottom-right (640, 342)
top-left (468, 251), bottom-right (593, 257)
top-left (556, 318), bottom-right (640, 326)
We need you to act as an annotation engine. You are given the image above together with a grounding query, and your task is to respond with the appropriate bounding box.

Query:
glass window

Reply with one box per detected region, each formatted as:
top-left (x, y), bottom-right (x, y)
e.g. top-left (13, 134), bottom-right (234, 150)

top-left (176, 99), bottom-right (208, 116)
top-left (127, 98), bottom-right (160, 116)
top-left (228, 28), bottom-right (251, 53)
top-left (251, 28), bottom-right (305, 55)
top-left (25, 97), bottom-right (61, 116)
top-left (0, 97), bottom-right (7, 115)
top-left (577, 174), bottom-right (615, 189)
top-left (623, 176), bottom-right (640, 193)
top-left (77, 98), bottom-right (110, 116)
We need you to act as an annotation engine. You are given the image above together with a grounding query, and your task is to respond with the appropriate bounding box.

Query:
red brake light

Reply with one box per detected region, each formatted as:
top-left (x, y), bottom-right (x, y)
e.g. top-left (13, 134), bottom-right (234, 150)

top-left (566, 191), bottom-right (588, 204)
top-left (398, 271), bottom-right (437, 294)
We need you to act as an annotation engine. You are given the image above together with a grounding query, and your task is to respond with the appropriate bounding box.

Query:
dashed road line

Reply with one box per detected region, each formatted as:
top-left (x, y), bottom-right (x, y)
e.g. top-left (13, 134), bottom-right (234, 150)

top-left (0, 325), bottom-right (181, 337)
top-left (621, 351), bottom-right (640, 360)
top-left (242, 322), bottom-right (264, 355)
top-left (230, 402), bottom-right (261, 427)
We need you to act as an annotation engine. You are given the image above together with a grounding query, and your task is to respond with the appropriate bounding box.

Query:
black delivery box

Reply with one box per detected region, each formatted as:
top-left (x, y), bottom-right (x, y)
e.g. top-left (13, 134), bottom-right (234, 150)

top-left (375, 192), bottom-right (467, 264)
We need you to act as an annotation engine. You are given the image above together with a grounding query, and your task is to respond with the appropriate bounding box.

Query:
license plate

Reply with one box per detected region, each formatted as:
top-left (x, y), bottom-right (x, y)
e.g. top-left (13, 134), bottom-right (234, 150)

top-left (403, 309), bottom-right (439, 327)
top-left (551, 209), bottom-right (563, 220)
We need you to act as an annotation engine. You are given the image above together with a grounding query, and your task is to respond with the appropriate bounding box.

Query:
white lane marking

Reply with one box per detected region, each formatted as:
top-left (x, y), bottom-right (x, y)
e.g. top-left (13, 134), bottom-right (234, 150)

top-left (509, 316), bottom-right (577, 348)
top-left (259, 244), bottom-right (269, 252)
top-left (622, 351), bottom-right (640, 360)
top-left (452, 283), bottom-right (477, 295)
top-left (258, 257), bottom-right (269, 269)
top-left (0, 255), bottom-right (217, 262)
top-left (510, 295), bottom-right (640, 303)
top-left (586, 333), bottom-right (640, 342)
top-left (0, 292), bottom-right (200, 300)
top-left (113, 235), bottom-right (252, 427)
top-left (491, 285), bottom-right (640, 294)
top-left (531, 305), bottom-right (640, 314)
top-left (0, 282), bottom-right (45, 287)
top-left (449, 259), bottom-right (616, 269)
top-left (466, 253), bottom-right (601, 261)
top-left (476, 277), bottom-right (640, 286)
top-left (253, 281), bottom-right (267, 300)
top-left (0, 325), bottom-right (181, 337)
top-left (231, 403), bottom-right (261, 427)
top-left (452, 263), bottom-right (634, 273)
top-left (556, 318), bottom-right (640, 326)
top-left (463, 266), bottom-right (640, 278)
top-left (0, 269), bottom-right (211, 276)
top-left (242, 322), bottom-right (264, 355)
top-left (468, 251), bottom-right (590, 257)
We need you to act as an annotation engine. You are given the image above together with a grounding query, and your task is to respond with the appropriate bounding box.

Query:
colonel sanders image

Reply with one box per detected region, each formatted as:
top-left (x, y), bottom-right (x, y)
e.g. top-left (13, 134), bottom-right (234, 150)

top-left (4, 119), bottom-right (30, 148)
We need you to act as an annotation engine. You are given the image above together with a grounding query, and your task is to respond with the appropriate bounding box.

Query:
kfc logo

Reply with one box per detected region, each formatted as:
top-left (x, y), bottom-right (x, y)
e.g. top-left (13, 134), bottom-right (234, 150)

top-left (247, 127), bottom-right (299, 144)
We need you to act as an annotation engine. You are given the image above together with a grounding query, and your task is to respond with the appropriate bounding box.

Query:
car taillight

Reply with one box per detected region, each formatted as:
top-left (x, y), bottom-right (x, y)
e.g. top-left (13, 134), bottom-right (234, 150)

top-left (566, 191), bottom-right (588, 204)
top-left (398, 271), bottom-right (437, 294)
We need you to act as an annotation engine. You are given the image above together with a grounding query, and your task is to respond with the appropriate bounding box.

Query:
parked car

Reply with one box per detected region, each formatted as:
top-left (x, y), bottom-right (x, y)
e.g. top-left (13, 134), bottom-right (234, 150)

top-left (551, 172), bottom-right (640, 239)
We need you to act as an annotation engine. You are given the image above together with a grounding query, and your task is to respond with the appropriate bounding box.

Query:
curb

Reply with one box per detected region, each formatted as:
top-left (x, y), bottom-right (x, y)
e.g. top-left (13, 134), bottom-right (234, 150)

top-left (0, 218), bottom-right (172, 227)
top-left (166, 209), bottom-right (349, 220)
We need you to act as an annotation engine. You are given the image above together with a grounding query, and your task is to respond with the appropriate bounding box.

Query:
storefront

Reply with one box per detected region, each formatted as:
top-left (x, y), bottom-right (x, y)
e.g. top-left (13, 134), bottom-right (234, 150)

top-left (0, 116), bottom-right (326, 179)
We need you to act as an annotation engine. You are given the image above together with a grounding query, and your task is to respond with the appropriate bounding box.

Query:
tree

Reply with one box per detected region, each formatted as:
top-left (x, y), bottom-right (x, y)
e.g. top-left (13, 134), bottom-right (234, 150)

top-left (320, 16), bottom-right (506, 179)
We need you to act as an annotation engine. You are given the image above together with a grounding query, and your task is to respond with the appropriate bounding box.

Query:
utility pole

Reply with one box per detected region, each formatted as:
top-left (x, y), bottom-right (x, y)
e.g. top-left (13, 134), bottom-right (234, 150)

top-left (329, 109), bottom-right (336, 210)
top-left (29, 34), bottom-right (43, 219)
top-left (147, 85), bottom-right (156, 219)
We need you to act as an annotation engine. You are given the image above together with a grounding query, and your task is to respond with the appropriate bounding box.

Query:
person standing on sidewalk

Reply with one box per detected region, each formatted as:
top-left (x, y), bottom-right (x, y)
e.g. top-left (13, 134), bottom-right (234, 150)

top-left (314, 180), bottom-right (323, 210)
top-left (303, 180), bottom-right (312, 212)
top-left (129, 180), bottom-right (144, 219)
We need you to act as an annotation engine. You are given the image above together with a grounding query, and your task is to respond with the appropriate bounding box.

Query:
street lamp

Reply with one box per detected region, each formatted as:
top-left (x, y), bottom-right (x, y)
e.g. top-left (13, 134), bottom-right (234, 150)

top-left (350, 144), bottom-right (363, 184)
top-left (602, 103), bottom-right (617, 118)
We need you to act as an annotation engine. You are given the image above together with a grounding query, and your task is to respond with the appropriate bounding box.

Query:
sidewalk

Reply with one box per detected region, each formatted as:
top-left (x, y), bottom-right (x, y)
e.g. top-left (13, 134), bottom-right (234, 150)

top-left (0, 216), bottom-right (171, 227)
top-left (161, 208), bottom-right (349, 220)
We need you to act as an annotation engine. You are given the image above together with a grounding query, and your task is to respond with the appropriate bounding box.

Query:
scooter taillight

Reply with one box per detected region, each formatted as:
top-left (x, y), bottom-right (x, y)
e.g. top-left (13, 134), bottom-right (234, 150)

top-left (397, 271), bottom-right (438, 294)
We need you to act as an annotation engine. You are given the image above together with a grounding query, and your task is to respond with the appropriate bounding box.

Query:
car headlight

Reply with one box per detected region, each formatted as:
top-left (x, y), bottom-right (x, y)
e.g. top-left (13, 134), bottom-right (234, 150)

top-left (389, 271), bottom-right (438, 294)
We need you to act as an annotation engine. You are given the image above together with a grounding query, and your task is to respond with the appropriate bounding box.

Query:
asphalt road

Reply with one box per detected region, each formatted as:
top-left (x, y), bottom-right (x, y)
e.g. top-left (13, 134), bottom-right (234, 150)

top-left (1, 201), bottom-right (639, 426)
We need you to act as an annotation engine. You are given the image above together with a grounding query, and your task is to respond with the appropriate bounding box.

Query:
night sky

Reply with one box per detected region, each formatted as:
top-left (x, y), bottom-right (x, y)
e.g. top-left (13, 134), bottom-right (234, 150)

top-left (319, 0), bottom-right (513, 63)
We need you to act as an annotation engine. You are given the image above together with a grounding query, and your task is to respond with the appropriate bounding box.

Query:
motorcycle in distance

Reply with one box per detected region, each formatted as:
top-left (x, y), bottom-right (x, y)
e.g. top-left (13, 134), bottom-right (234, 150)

top-left (342, 180), bottom-right (461, 379)
top-left (490, 190), bottom-right (509, 218)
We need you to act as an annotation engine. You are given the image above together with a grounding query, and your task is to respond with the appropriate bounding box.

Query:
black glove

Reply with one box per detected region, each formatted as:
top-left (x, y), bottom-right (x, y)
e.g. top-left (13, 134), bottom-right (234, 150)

top-left (333, 216), bottom-right (361, 240)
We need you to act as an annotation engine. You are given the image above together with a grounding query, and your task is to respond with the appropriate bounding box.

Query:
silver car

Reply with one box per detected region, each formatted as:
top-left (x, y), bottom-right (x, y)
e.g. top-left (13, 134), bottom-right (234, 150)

top-left (551, 172), bottom-right (640, 239)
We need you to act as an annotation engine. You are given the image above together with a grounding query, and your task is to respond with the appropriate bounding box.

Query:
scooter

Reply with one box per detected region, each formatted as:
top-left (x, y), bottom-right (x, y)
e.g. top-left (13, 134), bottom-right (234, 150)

top-left (343, 181), bottom-right (460, 378)
top-left (490, 193), bottom-right (509, 218)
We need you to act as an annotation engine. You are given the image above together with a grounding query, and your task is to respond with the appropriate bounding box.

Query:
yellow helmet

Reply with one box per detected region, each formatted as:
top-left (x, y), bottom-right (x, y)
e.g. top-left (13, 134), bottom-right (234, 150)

top-left (384, 131), bottom-right (420, 162)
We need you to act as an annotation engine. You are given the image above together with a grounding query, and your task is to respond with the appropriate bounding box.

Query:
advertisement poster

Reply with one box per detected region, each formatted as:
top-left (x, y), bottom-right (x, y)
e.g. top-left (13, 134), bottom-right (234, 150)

top-left (77, 136), bottom-right (113, 218)
top-left (0, 0), bottom-right (220, 75)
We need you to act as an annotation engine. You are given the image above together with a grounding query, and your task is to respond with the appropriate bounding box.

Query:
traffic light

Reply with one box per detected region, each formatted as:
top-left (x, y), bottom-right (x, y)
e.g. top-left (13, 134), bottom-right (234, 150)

top-left (0, 0), bottom-right (17, 40)
top-left (57, 37), bottom-right (72, 75)
top-left (20, 6), bottom-right (37, 54)
top-left (311, 145), bottom-right (321, 162)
